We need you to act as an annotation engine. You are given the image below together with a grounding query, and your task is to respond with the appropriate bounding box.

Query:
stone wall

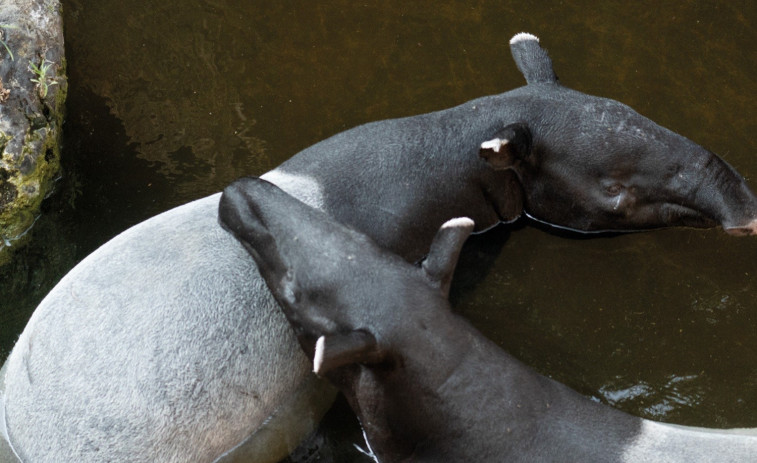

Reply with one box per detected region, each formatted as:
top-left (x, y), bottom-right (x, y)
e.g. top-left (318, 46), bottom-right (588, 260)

top-left (0, 0), bottom-right (67, 264)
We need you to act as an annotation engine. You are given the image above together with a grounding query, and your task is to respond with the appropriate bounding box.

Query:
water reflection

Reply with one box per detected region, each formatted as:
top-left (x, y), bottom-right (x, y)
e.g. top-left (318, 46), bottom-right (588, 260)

top-left (453, 225), bottom-right (757, 427)
top-left (598, 374), bottom-right (704, 420)
top-left (0, 0), bottom-right (756, 461)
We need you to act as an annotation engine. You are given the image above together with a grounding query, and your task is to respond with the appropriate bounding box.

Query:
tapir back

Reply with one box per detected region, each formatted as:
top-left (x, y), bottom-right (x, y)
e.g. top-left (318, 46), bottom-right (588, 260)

top-left (2, 194), bottom-right (323, 462)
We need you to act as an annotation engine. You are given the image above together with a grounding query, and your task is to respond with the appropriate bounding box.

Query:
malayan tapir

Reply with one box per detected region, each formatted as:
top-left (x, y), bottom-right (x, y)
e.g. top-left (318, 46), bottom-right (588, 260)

top-left (2, 33), bottom-right (757, 462)
top-left (221, 176), bottom-right (757, 463)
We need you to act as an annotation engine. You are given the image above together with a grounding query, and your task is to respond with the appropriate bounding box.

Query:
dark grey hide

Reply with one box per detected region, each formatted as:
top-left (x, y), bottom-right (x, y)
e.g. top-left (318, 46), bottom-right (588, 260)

top-left (267, 32), bottom-right (757, 262)
top-left (221, 176), bottom-right (757, 463)
top-left (2, 32), bottom-right (756, 462)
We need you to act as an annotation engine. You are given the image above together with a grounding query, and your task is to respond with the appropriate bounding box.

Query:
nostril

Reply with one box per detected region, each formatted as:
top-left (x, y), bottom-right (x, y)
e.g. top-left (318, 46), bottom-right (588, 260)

top-left (724, 218), bottom-right (757, 236)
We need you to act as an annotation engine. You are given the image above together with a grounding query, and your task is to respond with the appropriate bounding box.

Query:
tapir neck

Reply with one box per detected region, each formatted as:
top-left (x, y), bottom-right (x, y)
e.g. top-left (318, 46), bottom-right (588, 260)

top-left (262, 93), bottom-right (524, 262)
top-left (351, 311), bottom-right (644, 462)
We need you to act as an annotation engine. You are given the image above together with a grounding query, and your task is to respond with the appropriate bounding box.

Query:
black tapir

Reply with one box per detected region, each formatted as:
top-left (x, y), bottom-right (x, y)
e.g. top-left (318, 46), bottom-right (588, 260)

top-left (221, 176), bottom-right (757, 463)
top-left (2, 33), bottom-right (756, 462)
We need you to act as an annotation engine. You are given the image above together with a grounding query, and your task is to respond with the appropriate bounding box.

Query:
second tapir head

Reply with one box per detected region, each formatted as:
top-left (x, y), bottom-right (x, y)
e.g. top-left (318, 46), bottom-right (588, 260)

top-left (219, 177), bottom-right (481, 460)
top-left (478, 33), bottom-right (757, 235)
top-left (218, 177), bottom-right (464, 353)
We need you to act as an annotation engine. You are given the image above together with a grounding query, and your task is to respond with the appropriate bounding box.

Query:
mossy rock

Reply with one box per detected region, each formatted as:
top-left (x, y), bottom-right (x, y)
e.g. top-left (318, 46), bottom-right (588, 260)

top-left (0, 0), bottom-right (67, 265)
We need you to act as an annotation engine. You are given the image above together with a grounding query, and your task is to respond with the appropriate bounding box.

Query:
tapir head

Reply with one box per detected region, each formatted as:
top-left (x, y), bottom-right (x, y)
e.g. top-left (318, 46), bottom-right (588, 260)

top-left (218, 176), bottom-right (468, 370)
top-left (219, 176), bottom-right (474, 459)
top-left (480, 33), bottom-right (757, 235)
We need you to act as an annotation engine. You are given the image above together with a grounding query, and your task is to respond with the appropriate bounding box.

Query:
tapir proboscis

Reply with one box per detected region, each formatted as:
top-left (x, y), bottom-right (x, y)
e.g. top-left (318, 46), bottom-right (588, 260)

top-left (2, 33), bottom-right (757, 462)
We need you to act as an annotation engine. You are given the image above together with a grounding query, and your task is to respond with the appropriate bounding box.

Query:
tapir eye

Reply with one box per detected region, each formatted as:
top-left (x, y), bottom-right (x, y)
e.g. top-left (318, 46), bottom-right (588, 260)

top-left (605, 183), bottom-right (623, 196)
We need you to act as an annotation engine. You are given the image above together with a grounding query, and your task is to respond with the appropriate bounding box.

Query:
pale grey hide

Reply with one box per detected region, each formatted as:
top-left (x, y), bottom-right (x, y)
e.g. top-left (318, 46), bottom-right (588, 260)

top-left (1, 182), bottom-right (334, 463)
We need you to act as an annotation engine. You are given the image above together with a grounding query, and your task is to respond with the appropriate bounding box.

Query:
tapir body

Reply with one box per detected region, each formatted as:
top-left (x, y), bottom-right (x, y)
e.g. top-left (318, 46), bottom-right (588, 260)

top-left (3, 34), bottom-right (757, 462)
top-left (221, 176), bottom-right (757, 463)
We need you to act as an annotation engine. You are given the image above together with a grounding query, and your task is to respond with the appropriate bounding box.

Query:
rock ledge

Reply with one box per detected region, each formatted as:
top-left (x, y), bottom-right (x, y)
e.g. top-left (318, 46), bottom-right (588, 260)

top-left (0, 0), bottom-right (67, 264)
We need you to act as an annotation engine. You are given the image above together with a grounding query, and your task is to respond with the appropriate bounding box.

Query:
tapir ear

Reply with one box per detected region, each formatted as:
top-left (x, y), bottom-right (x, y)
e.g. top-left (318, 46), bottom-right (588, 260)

top-left (313, 330), bottom-right (385, 375)
top-left (422, 217), bottom-right (475, 298)
top-left (479, 122), bottom-right (532, 170)
top-left (509, 32), bottom-right (559, 85)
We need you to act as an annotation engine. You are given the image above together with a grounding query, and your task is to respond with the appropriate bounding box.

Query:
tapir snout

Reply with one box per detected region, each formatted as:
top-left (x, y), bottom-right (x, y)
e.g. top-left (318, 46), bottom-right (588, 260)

top-left (725, 220), bottom-right (757, 235)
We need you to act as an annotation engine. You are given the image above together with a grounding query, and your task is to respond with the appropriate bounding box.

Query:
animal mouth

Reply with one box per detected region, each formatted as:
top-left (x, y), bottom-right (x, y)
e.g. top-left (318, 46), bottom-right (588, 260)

top-left (522, 211), bottom-right (640, 235)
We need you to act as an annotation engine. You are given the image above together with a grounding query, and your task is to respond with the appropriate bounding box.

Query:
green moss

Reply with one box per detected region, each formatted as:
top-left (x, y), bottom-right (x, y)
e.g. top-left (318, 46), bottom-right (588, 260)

top-left (0, 130), bottom-right (9, 153)
top-left (0, 58), bottom-right (66, 265)
top-left (0, 130), bottom-right (57, 240)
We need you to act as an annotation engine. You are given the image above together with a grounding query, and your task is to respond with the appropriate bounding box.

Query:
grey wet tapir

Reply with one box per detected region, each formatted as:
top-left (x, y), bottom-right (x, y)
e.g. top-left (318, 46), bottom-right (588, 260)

top-left (221, 176), bottom-right (757, 463)
top-left (3, 33), bottom-right (757, 463)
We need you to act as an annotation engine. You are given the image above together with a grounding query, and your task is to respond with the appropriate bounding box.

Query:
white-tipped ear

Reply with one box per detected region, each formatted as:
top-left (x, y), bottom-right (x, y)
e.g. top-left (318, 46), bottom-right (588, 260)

top-left (509, 32), bottom-right (558, 85)
top-left (480, 138), bottom-right (509, 153)
top-left (313, 336), bottom-right (328, 374)
top-left (422, 217), bottom-right (475, 298)
top-left (509, 32), bottom-right (540, 45)
top-left (313, 331), bottom-right (383, 376)
top-left (480, 138), bottom-right (516, 169)
top-left (479, 123), bottom-right (532, 170)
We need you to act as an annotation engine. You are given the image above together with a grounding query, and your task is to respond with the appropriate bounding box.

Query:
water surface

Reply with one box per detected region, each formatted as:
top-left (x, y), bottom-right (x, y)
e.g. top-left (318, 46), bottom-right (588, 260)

top-left (1, 1), bottom-right (756, 460)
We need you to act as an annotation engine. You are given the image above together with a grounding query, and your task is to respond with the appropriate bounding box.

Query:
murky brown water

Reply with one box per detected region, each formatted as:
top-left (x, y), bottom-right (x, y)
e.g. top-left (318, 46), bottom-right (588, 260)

top-left (1, 0), bottom-right (756, 461)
